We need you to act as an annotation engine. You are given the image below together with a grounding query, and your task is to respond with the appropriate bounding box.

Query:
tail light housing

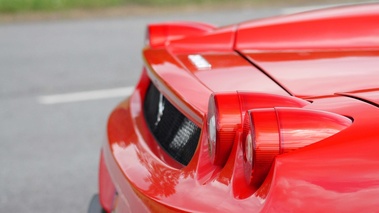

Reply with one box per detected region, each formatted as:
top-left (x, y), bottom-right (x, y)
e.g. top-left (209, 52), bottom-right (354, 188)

top-left (207, 93), bottom-right (241, 165)
top-left (207, 92), bottom-right (309, 166)
top-left (243, 107), bottom-right (353, 188)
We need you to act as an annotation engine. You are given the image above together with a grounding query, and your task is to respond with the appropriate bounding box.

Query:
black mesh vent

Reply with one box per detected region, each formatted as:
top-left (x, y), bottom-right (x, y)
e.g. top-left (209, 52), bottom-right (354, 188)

top-left (143, 83), bottom-right (201, 165)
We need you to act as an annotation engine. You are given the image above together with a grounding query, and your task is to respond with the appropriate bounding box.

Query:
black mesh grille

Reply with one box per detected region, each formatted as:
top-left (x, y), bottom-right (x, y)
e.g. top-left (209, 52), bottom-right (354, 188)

top-left (143, 83), bottom-right (201, 165)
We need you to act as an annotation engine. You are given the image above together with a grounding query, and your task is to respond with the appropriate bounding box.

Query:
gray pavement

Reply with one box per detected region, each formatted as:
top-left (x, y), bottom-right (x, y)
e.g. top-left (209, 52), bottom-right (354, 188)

top-left (0, 3), bottom-right (359, 212)
top-left (0, 7), bottom-right (284, 212)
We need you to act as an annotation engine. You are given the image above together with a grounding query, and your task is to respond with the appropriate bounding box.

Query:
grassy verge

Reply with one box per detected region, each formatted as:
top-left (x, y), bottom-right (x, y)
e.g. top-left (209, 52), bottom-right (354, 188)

top-left (0, 0), bottom-right (371, 23)
top-left (0, 0), bottom-right (256, 13)
top-left (0, 0), bottom-right (122, 12)
top-left (0, 0), bottom-right (371, 13)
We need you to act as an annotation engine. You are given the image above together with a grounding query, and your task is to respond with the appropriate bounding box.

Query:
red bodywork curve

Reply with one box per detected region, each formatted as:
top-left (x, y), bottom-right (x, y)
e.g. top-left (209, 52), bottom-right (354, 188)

top-left (234, 4), bottom-right (379, 98)
top-left (235, 4), bottom-right (379, 50)
top-left (98, 3), bottom-right (379, 212)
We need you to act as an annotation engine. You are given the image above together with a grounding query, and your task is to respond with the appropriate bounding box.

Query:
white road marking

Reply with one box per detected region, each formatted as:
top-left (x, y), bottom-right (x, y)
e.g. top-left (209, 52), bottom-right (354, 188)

top-left (38, 86), bottom-right (134, 104)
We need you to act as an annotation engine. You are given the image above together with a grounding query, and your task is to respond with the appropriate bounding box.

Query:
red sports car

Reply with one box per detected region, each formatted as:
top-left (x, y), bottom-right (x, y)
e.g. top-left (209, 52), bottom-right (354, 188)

top-left (89, 3), bottom-right (379, 212)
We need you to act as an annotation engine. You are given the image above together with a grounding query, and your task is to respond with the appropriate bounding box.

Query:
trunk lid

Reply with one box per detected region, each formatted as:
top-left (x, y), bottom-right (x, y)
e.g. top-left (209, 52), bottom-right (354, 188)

top-left (235, 4), bottom-right (379, 98)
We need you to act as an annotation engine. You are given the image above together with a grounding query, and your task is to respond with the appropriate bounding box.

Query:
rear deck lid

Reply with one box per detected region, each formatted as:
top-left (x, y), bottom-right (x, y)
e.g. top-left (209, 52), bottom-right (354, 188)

top-left (235, 4), bottom-right (379, 98)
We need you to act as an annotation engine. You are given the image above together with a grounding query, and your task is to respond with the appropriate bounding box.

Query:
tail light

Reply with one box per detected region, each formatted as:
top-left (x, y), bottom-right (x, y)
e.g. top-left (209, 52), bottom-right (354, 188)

top-left (243, 107), bottom-right (353, 188)
top-left (207, 93), bottom-right (241, 165)
top-left (207, 92), bottom-right (309, 166)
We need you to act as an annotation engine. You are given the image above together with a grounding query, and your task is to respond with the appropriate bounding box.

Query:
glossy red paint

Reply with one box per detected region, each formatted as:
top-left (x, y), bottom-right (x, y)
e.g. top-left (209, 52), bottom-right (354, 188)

top-left (235, 4), bottom-right (379, 50)
top-left (207, 93), bottom-right (241, 166)
top-left (103, 88), bottom-right (379, 211)
top-left (207, 92), bottom-right (309, 166)
top-left (243, 107), bottom-right (352, 189)
top-left (147, 22), bottom-right (215, 48)
top-left (96, 3), bottom-right (379, 213)
top-left (234, 4), bottom-right (379, 98)
top-left (105, 74), bottom-right (266, 212)
top-left (175, 52), bottom-right (289, 95)
top-left (240, 50), bottom-right (379, 98)
top-left (262, 100), bottom-right (379, 212)
top-left (340, 89), bottom-right (379, 106)
top-left (143, 48), bottom-right (212, 126)
top-left (168, 25), bottom-right (237, 53)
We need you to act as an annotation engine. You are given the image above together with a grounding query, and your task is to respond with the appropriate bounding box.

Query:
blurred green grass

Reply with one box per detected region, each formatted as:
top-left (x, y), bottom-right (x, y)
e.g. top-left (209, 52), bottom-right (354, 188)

top-left (0, 0), bottom-right (368, 13)
top-left (0, 0), bottom-right (250, 13)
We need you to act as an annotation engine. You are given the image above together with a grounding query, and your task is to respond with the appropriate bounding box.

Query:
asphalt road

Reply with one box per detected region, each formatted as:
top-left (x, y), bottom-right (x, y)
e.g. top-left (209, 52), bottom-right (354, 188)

top-left (0, 3), bottom-right (356, 212)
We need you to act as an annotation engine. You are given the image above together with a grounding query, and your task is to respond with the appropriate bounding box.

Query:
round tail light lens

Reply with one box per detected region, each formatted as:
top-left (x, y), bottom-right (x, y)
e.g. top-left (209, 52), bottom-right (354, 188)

top-left (207, 93), bottom-right (241, 165)
top-left (207, 92), bottom-right (309, 167)
top-left (243, 107), bottom-right (352, 188)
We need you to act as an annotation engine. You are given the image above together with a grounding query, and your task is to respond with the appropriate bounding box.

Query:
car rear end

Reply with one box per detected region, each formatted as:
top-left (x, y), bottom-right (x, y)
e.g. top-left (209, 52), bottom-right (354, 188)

top-left (89, 4), bottom-right (379, 212)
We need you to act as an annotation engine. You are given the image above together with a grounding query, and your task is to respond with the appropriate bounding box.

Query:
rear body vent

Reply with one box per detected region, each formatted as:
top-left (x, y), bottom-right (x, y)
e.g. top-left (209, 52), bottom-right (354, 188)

top-left (143, 83), bottom-right (201, 165)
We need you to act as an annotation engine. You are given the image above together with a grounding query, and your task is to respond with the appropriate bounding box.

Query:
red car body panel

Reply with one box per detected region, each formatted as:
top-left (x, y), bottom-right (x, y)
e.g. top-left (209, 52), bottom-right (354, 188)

top-left (96, 3), bottom-right (379, 213)
top-left (241, 50), bottom-right (379, 98)
top-left (236, 4), bottom-right (379, 98)
top-left (235, 4), bottom-right (379, 51)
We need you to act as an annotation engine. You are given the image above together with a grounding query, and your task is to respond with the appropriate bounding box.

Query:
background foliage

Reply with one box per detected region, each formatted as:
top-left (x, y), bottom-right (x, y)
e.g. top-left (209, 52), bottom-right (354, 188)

top-left (0, 0), bottom-right (368, 13)
top-left (0, 0), bottom-right (248, 12)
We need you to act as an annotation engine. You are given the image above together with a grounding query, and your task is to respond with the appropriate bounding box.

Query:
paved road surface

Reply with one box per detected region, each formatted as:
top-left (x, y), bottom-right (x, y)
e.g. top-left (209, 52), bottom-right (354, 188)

top-left (0, 4), bottom-right (351, 212)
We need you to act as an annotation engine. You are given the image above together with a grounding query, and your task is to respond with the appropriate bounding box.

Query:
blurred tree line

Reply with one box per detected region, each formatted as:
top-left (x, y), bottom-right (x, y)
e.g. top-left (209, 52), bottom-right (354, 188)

top-left (0, 0), bottom-right (251, 13)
